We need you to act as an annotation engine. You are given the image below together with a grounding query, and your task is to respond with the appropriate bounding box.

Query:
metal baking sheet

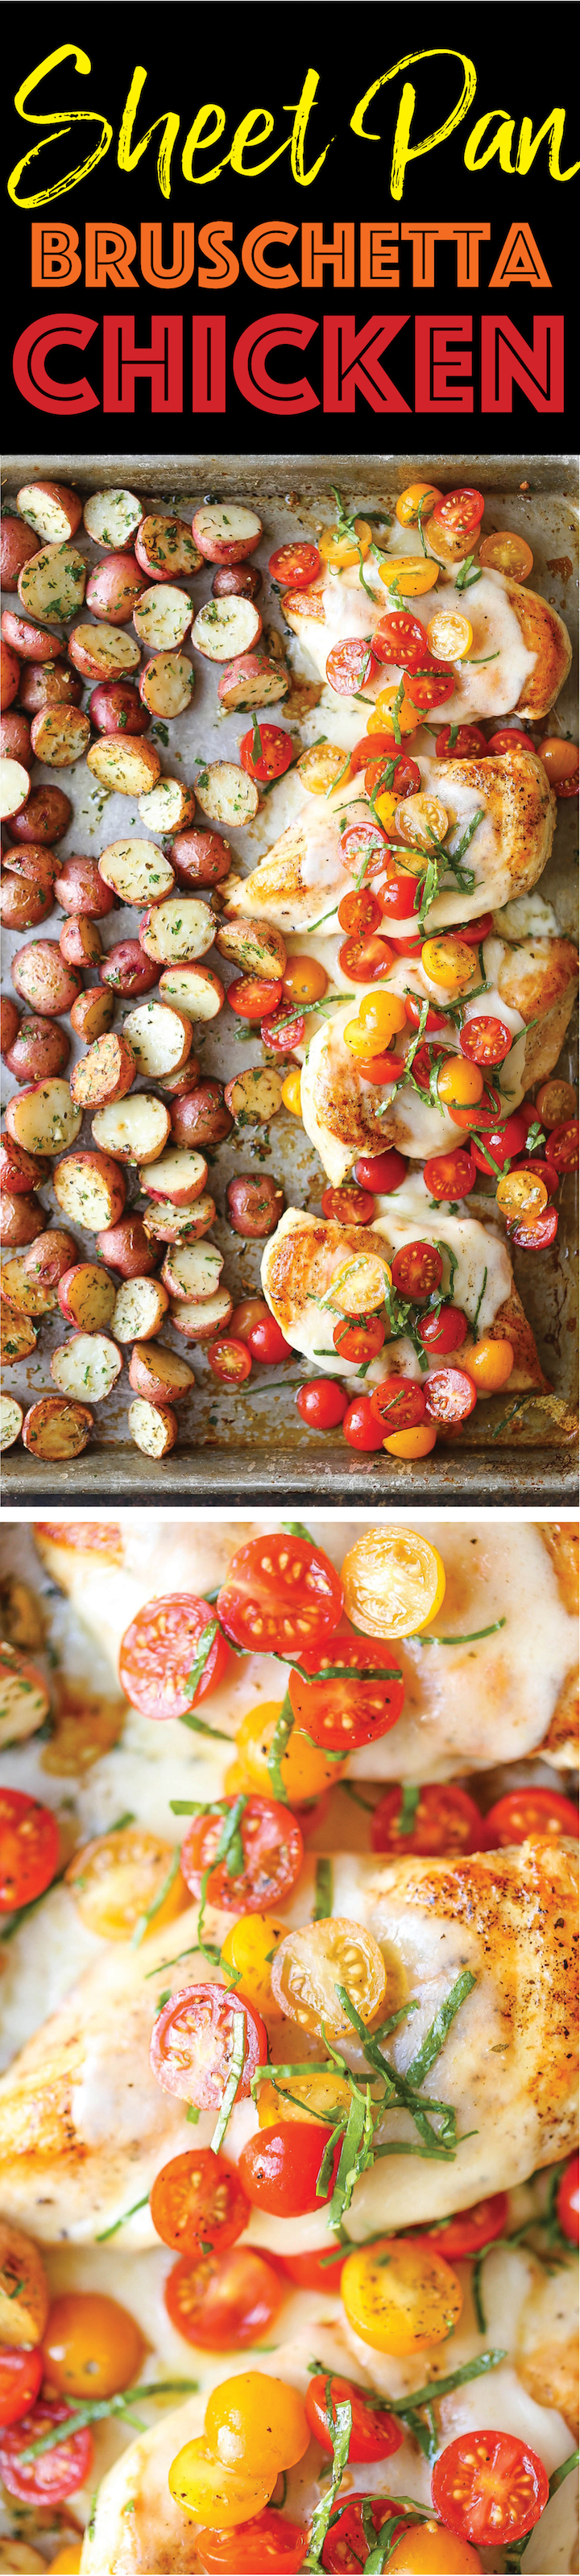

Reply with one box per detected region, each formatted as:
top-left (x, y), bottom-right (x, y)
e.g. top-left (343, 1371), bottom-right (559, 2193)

top-left (2, 452), bottom-right (578, 1504)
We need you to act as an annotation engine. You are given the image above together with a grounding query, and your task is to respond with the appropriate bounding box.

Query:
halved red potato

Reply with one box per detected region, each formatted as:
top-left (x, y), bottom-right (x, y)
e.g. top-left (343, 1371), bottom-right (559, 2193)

top-left (53, 854), bottom-right (116, 918)
top-left (70, 1031), bottom-right (136, 1110)
top-left (1, 1303), bottom-right (38, 1364)
top-left (1, 610), bottom-right (67, 663)
top-left (97, 838), bottom-right (173, 904)
top-left (142, 1192), bottom-right (215, 1245)
top-left (137, 778), bottom-right (196, 835)
top-left (139, 1145), bottom-right (208, 1204)
top-left (5, 1017), bottom-right (70, 1085)
top-left (133, 588), bottom-right (193, 650)
top-left (159, 962), bottom-right (224, 1020)
top-left (139, 896), bottom-right (215, 964)
top-left (128, 1396), bottom-right (177, 1457)
top-left (85, 556), bottom-right (147, 624)
top-left (3, 844), bottom-right (59, 891)
top-left (112, 1276), bottom-right (169, 1342)
top-left (51, 1334), bottom-right (122, 1401)
top-left (191, 595), bottom-right (262, 662)
top-left (192, 503), bottom-right (262, 563)
top-left (10, 785), bottom-right (71, 843)
top-left (213, 563), bottom-right (262, 599)
top-left (53, 1150), bottom-right (126, 1230)
top-left (194, 761), bottom-right (259, 826)
top-left (19, 663), bottom-right (83, 711)
top-left (160, 1240), bottom-right (223, 1301)
top-left (17, 481), bottom-right (82, 545)
top-left (100, 940), bottom-right (158, 998)
top-left (11, 944), bottom-right (82, 1017)
top-left (1, 997), bottom-right (21, 1058)
top-left (135, 516), bottom-right (202, 580)
top-left (0, 1392), bottom-right (24, 1449)
top-left (128, 1342), bottom-right (194, 1401)
top-left (0, 516), bottom-right (40, 585)
top-left (0, 874), bottom-right (53, 931)
top-left (29, 707), bottom-right (91, 767)
top-left (218, 653), bottom-right (288, 711)
top-left (170, 1081), bottom-right (231, 1147)
top-left (216, 917), bottom-right (287, 977)
top-left (58, 1263), bottom-right (117, 1330)
top-left (139, 653), bottom-right (195, 718)
top-left (122, 1001), bottom-right (192, 1078)
top-left (60, 917), bottom-right (103, 967)
top-left (91, 1094), bottom-right (171, 1164)
top-left (0, 1134), bottom-right (49, 1194)
top-left (0, 1191), bottom-right (43, 1247)
top-left (1, 759), bottom-right (31, 819)
top-left (97, 1213), bottom-right (157, 1277)
top-left (170, 1286), bottom-right (233, 1341)
top-left (22, 1393), bottom-right (93, 1457)
top-left (87, 737), bottom-right (162, 799)
top-left (157, 1063), bottom-right (200, 1097)
top-left (170, 828), bottom-right (231, 889)
top-left (23, 1229), bottom-right (77, 1290)
top-left (68, 624), bottom-right (141, 682)
top-left (89, 680), bottom-right (150, 736)
top-left (18, 545), bottom-right (86, 623)
top-left (5, 1081), bottom-right (82, 1156)
top-left (70, 988), bottom-right (114, 1043)
top-left (83, 488), bottom-right (143, 549)
top-left (2, 1251), bottom-right (60, 1313)
top-left (228, 1067), bottom-right (287, 1125)
top-left (0, 710), bottom-right (32, 761)
top-left (1, 642), bottom-right (20, 710)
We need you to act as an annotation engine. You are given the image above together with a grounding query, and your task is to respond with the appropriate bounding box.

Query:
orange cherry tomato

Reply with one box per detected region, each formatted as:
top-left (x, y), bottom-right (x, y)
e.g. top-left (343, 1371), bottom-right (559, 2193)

top-left (396, 482), bottom-right (441, 526)
top-left (478, 531), bottom-right (533, 579)
top-left (164, 2245), bottom-right (283, 2348)
top-left (196, 2509), bottom-right (308, 2572)
top-left (383, 1424), bottom-right (437, 1457)
top-left (282, 956), bottom-right (328, 1006)
top-left (534, 1079), bottom-right (577, 1128)
top-left (371, 1782), bottom-right (484, 1856)
top-left (41, 2292), bottom-right (145, 2400)
top-left (461, 1338), bottom-right (514, 1393)
top-left (150, 2150), bottom-right (250, 2254)
top-left (536, 736), bottom-right (579, 797)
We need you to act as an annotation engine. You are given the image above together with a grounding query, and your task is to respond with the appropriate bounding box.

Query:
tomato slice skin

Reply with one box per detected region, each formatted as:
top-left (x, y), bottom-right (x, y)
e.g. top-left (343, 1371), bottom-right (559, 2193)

top-left (180, 1795), bottom-right (304, 1914)
top-left (196, 2508), bottom-right (309, 2572)
top-left (371, 1782), bottom-right (484, 1857)
top-left (557, 2151), bottom-right (579, 2245)
top-left (269, 541), bottom-right (321, 590)
top-left (484, 1785), bottom-right (578, 1847)
top-left (342, 1395), bottom-right (387, 1451)
top-left (305, 2372), bottom-right (403, 2463)
top-left (150, 1983), bottom-right (267, 2110)
top-left (164, 2244), bottom-right (282, 2350)
top-left (0, 2346), bottom-right (44, 2429)
top-left (418, 1305), bottom-right (467, 1355)
top-left (415, 2191), bottom-right (509, 2259)
top-left (0, 2401), bottom-right (93, 2502)
top-left (238, 2122), bottom-right (342, 2216)
top-left (0, 1789), bottom-right (59, 1912)
top-left (217, 1533), bottom-right (343, 1654)
top-left (425, 1367), bottom-right (478, 1425)
top-left (391, 1240), bottom-right (443, 1299)
top-left (150, 2150), bottom-right (250, 2255)
top-left (321, 2497), bottom-right (408, 2572)
top-left (288, 1632), bottom-right (404, 1751)
top-left (296, 1379), bottom-right (349, 1431)
top-left (354, 1147), bottom-right (408, 1193)
top-left (423, 1147), bottom-right (476, 1200)
top-left (460, 1017), bottom-right (513, 1066)
top-left (431, 2429), bottom-right (549, 2546)
top-left (118, 1593), bottom-right (229, 1721)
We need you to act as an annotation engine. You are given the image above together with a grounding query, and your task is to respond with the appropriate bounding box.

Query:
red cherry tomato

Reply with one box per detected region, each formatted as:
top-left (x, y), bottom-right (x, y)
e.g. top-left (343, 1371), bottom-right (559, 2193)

top-left (246, 1314), bottom-right (293, 1363)
top-left (321, 2498), bottom-right (408, 2573)
top-left (276, 2244), bottom-right (347, 2293)
top-left (333, 1314), bottom-right (384, 1363)
top-left (371, 1781), bottom-right (484, 1857)
top-left (342, 1395), bottom-right (386, 1451)
top-left (296, 1379), bottom-right (349, 1431)
top-left (218, 1532), bottom-right (343, 1654)
top-left (391, 1240), bottom-right (443, 1299)
top-left (372, 613), bottom-right (432, 670)
top-left (487, 728), bottom-right (535, 757)
top-left (548, 1118), bottom-right (579, 1172)
top-left (416, 2192), bottom-right (508, 2259)
top-left (364, 754), bottom-right (421, 800)
top-left (419, 1305), bottom-right (467, 1354)
top-left (338, 888), bottom-right (382, 935)
top-left (460, 1018), bottom-right (513, 1066)
top-left (557, 2152), bottom-right (579, 2245)
top-left (197, 2508), bottom-right (308, 2572)
top-left (355, 1051), bottom-right (406, 1085)
top-left (260, 1007), bottom-right (305, 1054)
top-left (305, 2372), bottom-right (403, 2462)
top-left (206, 1338), bottom-right (253, 1384)
top-left (371, 1379), bottom-right (427, 1431)
top-left (118, 1594), bottom-right (230, 1720)
top-left (449, 1081), bottom-right (503, 1134)
top-left (326, 637), bottom-right (376, 692)
top-left (431, 487), bottom-right (485, 541)
top-left (425, 1367), bottom-right (477, 1424)
top-left (150, 1984), bottom-right (267, 2110)
top-left (240, 724), bottom-right (293, 784)
top-left (431, 2429), bottom-right (549, 2547)
top-left (349, 732), bottom-right (396, 775)
top-left (288, 1631), bottom-right (404, 1752)
top-left (180, 1795), bottom-right (304, 1914)
top-left (269, 541), bottom-right (321, 589)
top-left (227, 975), bottom-right (284, 1021)
top-left (404, 664), bottom-right (455, 710)
top-left (435, 724), bottom-right (487, 757)
top-left (338, 933), bottom-right (395, 981)
top-left (0, 2401), bottom-right (93, 2503)
top-left (150, 2150), bottom-right (250, 2254)
top-left (471, 1113), bottom-right (528, 1172)
top-left (321, 1184), bottom-right (375, 1226)
top-left (508, 1206), bottom-right (559, 1251)
top-left (423, 1147), bottom-right (476, 1200)
top-left (484, 1786), bottom-right (578, 1847)
top-left (455, 911), bottom-right (495, 944)
top-left (0, 1789), bottom-right (59, 1913)
top-left (164, 2243), bottom-right (282, 2350)
top-left (238, 2122), bottom-right (342, 2217)
top-left (379, 873), bottom-right (419, 920)
top-left (339, 819), bottom-right (388, 878)
top-left (405, 993), bottom-right (450, 1034)
top-left (0, 2346), bottom-right (44, 2429)
top-left (511, 1155), bottom-right (559, 1199)
top-left (354, 1147), bottom-right (408, 1193)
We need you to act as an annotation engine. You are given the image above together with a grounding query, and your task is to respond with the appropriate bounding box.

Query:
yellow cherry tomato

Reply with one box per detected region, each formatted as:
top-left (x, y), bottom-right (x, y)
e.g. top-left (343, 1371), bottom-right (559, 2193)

top-left (374, 789), bottom-right (399, 829)
top-left (48, 2552), bottom-right (84, 2574)
top-left (297, 742), bottom-right (349, 794)
top-left (271, 1915), bottom-right (392, 2039)
top-left (425, 611), bottom-right (473, 662)
top-left (282, 956), bottom-right (329, 1006)
top-left (341, 1524), bottom-right (446, 1636)
top-left (421, 937), bottom-right (476, 993)
top-left (341, 2235), bottom-right (462, 2356)
top-left (462, 1336), bottom-right (514, 1392)
top-left (373, 686), bottom-right (419, 737)
top-left (359, 991), bottom-right (408, 1043)
top-left (495, 1168), bottom-right (548, 1220)
top-left (221, 1911), bottom-right (288, 2014)
top-left (387, 2529), bottom-right (483, 2574)
top-left (64, 1827), bottom-right (188, 1942)
top-left (328, 1251), bottom-right (391, 1317)
top-left (396, 794), bottom-right (450, 852)
top-left (319, 517), bottom-right (371, 566)
top-left (379, 554), bottom-right (438, 598)
top-left (479, 529), bottom-right (533, 581)
top-left (383, 1425), bottom-right (438, 1458)
top-left (536, 736), bottom-right (579, 790)
top-left (224, 1757), bottom-right (248, 1795)
top-left (396, 483), bottom-right (442, 528)
top-left (535, 1077), bottom-right (577, 1126)
top-left (205, 2372), bottom-right (309, 2477)
top-left (257, 2064), bottom-right (353, 2130)
top-left (168, 2440), bottom-right (270, 2528)
top-left (42, 2292), bottom-right (146, 2400)
top-left (437, 1060), bottom-right (484, 1109)
top-left (235, 1701), bottom-right (338, 1801)
top-left (281, 1068), bottom-right (303, 1116)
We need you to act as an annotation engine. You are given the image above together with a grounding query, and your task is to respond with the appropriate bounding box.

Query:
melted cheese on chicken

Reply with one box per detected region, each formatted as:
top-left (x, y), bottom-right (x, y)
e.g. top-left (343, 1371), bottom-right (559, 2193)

top-left (260, 1193), bottom-right (547, 1393)
top-left (284, 554), bottom-right (570, 735)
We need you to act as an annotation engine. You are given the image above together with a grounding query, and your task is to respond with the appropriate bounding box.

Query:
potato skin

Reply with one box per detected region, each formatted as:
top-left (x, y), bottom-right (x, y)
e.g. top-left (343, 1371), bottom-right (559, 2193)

top-left (53, 855), bottom-right (116, 919)
top-left (2, 843), bottom-right (58, 893)
top-left (23, 1227), bottom-right (77, 1288)
top-left (170, 1081), bottom-right (233, 1147)
top-left (70, 987), bottom-right (114, 1043)
top-left (11, 943), bottom-right (82, 1018)
top-left (5, 1016), bottom-right (70, 1084)
top-left (29, 706), bottom-right (91, 767)
top-left (0, 875), bottom-right (53, 931)
top-left (127, 1342), bottom-right (194, 1400)
top-left (1, 610), bottom-right (67, 664)
top-left (0, 1190), bottom-right (43, 1246)
top-left (0, 516), bottom-right (40, 585)
top-left (226, 1172), bottom-right (285, 1238)
top-left (22, 1395), bottom-right (93, 1458)
top-left (89, 680), bottom-right (150, 736)
top-left (0, 997), bottom-right (21, 1058)
top-left (0, 710), bottom-right (31, 761)
top-left (170, 828), bottom-right (232, 888)
top-left (100, 940), bottom-right (158, 998)
top-left (10, 786), bottom-right (72, 844)
top-left (212, 563), bottom-right (262, 599)
top-left (0, 1135), bottom-right (49, 1195)
top-left (0, 642), bottom-right (21, 710)
top-left (18, 663), bottom-right (83, 711)
top-left (85, 553), bottom-right (146, 624)
top-left (97, 1213), bottom-right (157, 1278)
top-left (59, 917), bottom-right (103, 967)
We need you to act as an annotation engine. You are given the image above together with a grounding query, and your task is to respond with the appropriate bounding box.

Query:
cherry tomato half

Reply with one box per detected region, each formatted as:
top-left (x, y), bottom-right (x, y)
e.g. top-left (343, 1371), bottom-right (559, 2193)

top-left (338, 887), bottom-right (382, 935)
top-left (228, 975), bottom-right (284, 1021)
top-left (296, 1379), bottom-right (349, 1431)
top-left (456, 912), bottom-right (495, 944)
top-left (118, 1594), bottom-right (229, 1720)
top-left (246, 1314), bottom-right (293, 1363)
top-left (435, 724), bottom-right (487, 758)
top-left (372, 612), bottom-right (431, 671)
top-left (379, 873), bottom-right (419, 921)
top-left (260, 1007), bottom-right (305, 1054)
top-left (478, 530), bottom-right (533, 580)
top-left (460, 1017), bottom-right (513, 1066)
top-left (354, 1147), bottom-right (408, 1193)
top-left (548, 1118), bottom-right (579, 1172)
top-left (151, 1984), bottom-right (267, 2110)
top-left (391, 1240), bottom-right (443, 1300)
top-left (0, 2401), bottom-right (93, 2503)
top-left (405, 994), bottom-right (450, 1035)
top-left (484, 1786), bottom-right (578, 1846)
top-left (371, 1379), bottom-right (426, 1432)
top-left (536, 736), bottom-right (579, 798)
top-left (339, 819), bottom-right (387, 878)
top-left (338, 933), bottom-right (395, 982)
top-left (305, 2372), bottom-right (403, 2463)
top-left (342, 1395), bottom-right (386, 1451)
top-left (164, 2244), bottom-right (282, 2350)
top-left (508, 1205), bottom-right (559, 1251)
top-left (418, 1305), bottom-right (467, 1354)
top-left (196, 2508), bottom-right (308, 2572)
top-left (431, 2430), bottom-right (549, 2548)
top-left (321, 1183), bottom-right (375, 1226)
top-left (288, 1632), bottom-right (404, 1753)
top-left (150, 2150), bottom-right (250, 2255)
top-left (0, 1789), bottom-right (59, 1913)
top-left (424, 1368), bottom-right (477, 1425)
top-left (371, 1782), bottom-right (484, 1856)
top-left (404, 665), bottom-right (454, 711)
top-left (269, 541), bottom-right (321, 589)
top-left (557, 2152), bottom-right (579, 2245)
top-left (423, 1147), bottom-right (476, 1200)
top-left (471, 1112), bottom-right (528, 1174)
top-left (486, 728), bottom-right (535, 757)
top-left (0, 2346), bottom-right (43, 2429)
top-left (431, 487), bottom-right (485, 541)
top-left (240, 724), bottom-right (293, 785)
top-left (180, 1796), bottom-right (304, 1913)
top-left (326, 637), bottom-right (375, 693)
top-left (333, 1314), bottom-right (384, 1363)
top-left (416, 2192), bottom-right (508, 2259)
top-left (321, 2498), bottom-right (409, 2572)
top-left (217, 1533), bottom-right (343, 1653)
top-left (206, 1338), bottom-right (253, 1384)
top-left (238, 2122), bottom-right (342, 2217)
top-left (276, 2244), bottom-right (347, 2293)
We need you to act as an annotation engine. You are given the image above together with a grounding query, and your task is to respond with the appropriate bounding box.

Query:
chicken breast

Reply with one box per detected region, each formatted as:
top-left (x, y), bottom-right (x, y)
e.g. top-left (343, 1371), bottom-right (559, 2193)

top-left (283, 557), bottom-right (571, 732)
top-left (261, 1197), bottom-right (549, 1391)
